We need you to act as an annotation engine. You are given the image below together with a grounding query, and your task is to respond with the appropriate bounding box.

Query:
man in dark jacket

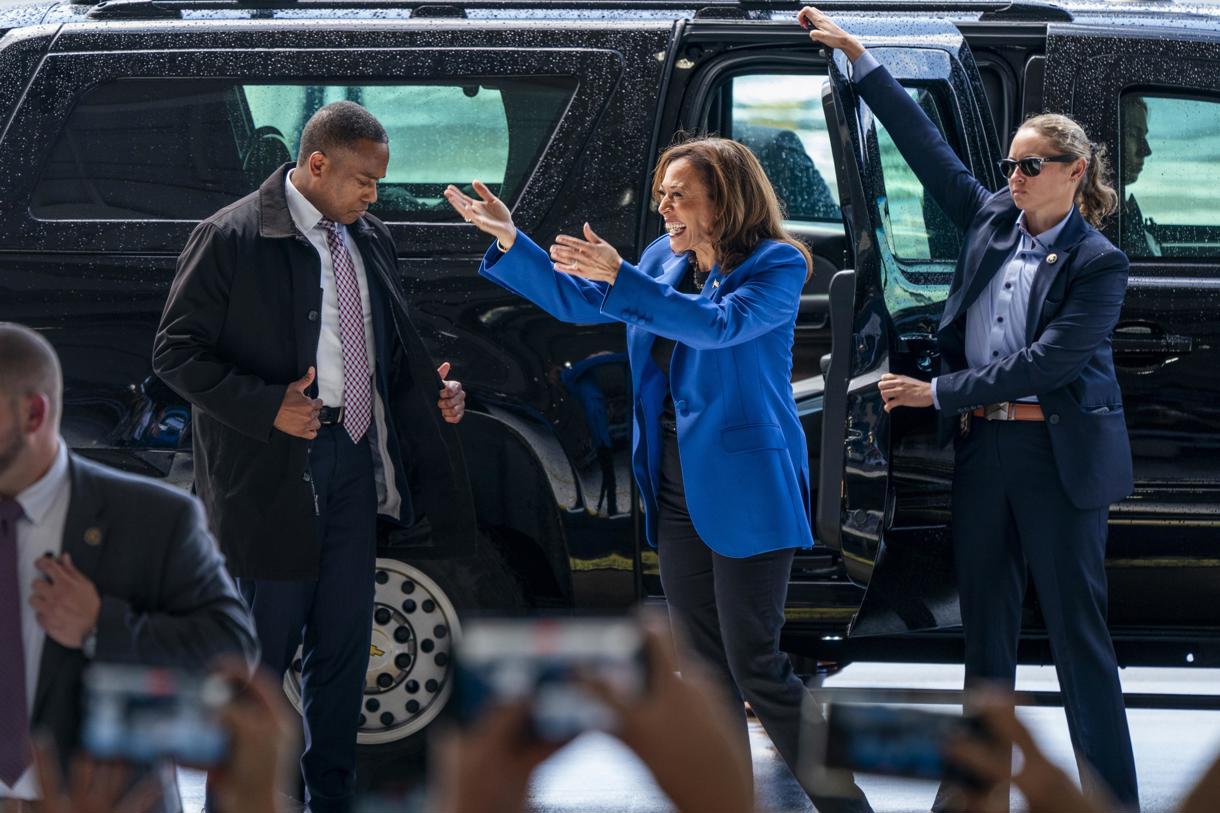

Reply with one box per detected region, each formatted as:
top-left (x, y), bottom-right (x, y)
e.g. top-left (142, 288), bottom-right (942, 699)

top-left (152, 102), bottom-right (477, 813)
top-left (0, 322), bottom-right (258, 813)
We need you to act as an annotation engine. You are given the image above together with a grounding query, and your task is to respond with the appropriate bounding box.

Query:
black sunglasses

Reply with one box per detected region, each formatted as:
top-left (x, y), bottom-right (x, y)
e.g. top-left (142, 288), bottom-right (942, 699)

top-left (998, 154), bottom-right (1077, 178)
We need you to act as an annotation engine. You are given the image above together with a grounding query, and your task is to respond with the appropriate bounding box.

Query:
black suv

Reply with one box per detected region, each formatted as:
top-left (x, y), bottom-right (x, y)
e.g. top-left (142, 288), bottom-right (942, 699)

top-left (2, 0), bottom-right (1218, 772)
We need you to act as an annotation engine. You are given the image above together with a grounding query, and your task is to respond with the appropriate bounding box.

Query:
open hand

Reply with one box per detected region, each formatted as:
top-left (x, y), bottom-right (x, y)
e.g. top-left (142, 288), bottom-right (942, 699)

top-left (436, 362), bottom-right (466, 424)
top-left (30, 552), bottom-right (101, 649)
top-left (550, 223), bottom-right (623, 284)
top-left (32, 737), bottom-right (161, 813)
top-left (798, 7), bottom-right (866, 61)
top-left (878, 373), bottom-right (934, 412)
top-left (208, 661), bottom-right (298, 813)
top-left (444, 180), bottom-right (517, 250)
top-left (274, 366), bottom-right (322, 439)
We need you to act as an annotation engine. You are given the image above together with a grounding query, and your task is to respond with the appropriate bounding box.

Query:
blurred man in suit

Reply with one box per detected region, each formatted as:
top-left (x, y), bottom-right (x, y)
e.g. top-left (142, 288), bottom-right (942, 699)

top-left (0, 322), bottom-right (258, 813)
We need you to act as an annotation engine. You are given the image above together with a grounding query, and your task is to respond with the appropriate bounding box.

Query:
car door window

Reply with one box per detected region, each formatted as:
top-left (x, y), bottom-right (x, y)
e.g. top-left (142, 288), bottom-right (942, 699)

top-left (726, 73), bottom-right (841, 223)
top-left (870, 88), bottom-right (963, 267)
top-left (30, 77), bottom-right (574, 222)
top-left (1120, 92), bottom-right (1220, 260)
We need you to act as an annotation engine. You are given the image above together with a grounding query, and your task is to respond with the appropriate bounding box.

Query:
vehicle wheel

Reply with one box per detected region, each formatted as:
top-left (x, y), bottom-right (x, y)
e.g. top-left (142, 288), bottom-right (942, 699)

top-left (282, 536), bottom-right (525, 789)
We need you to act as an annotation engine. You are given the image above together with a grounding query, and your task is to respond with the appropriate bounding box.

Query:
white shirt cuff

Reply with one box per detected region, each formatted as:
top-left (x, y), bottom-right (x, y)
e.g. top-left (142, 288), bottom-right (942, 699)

top-left (931, 377), bottom-right (941, 411)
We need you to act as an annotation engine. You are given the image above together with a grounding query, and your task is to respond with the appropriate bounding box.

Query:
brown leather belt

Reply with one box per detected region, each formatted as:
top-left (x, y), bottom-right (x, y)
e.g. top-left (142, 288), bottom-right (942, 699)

top-left (972, 402), bottom-right (1045, 422)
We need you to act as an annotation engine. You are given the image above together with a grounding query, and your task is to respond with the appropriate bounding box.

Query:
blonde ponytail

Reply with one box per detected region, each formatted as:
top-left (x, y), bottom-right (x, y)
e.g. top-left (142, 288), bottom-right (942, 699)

top-left (1019, 113), bottom-right (1118, 228)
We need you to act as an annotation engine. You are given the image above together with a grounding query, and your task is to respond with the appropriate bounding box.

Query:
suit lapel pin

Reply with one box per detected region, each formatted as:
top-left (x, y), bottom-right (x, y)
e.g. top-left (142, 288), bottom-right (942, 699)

top-left (712, 279), bottom-right (720, 289)
top-left (1047, 252), bottom-right (1059, 265)
top-left (84, 526), bottom-right (103, 546)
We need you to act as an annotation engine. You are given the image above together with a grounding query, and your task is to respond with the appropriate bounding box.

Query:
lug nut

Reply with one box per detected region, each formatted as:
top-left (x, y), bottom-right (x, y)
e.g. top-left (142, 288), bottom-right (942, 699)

top-left (425, 679), bottom-right (439, 693)
top-left (366, 698), bottom-right (380, 712)
top-left (395, 653), bottom-right (412, 670)
top-left (375, 570), bottom-right (389, 585)
top-left (377, 673), bottom-right (394, 689)
top-left (401, 580), bottom-right (416, 594)
top-left (374, 608), bottom-right (391, 625)
top-left (394, 626), bottom-right (411, 643)
top-left (406, 700), bottom-right (421, 714)
top-left (380, 712), bottom-right (394, 727)
top-left (435, 652), bottom-right (449, 668)
top-left (406, 679), bottom-right (419, 694)
top-left (434, 624), bottom-right (448, 639)
top-left (421, 639), bottom-right (434, 654)
top-left (422, 599), bottom-right (436, 613)
top-left (402, 599), bottom-right (417, 613)
top-left (359, 714), bottom-right (367, 727)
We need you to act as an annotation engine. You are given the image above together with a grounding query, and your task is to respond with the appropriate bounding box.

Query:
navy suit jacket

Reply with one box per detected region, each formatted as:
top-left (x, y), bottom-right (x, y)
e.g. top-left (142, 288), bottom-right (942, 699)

top-left (854, 64), bottom-right (1133, 510)
top-left (481, 233), bottom-right (814, 557)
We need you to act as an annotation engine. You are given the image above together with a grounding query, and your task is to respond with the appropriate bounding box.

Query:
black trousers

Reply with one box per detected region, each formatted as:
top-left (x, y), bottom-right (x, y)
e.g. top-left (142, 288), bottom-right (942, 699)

top-left (656, 429), bottom-right (872, 813)
top-left (951, 420), bottom-right (1138, 809)
top-left (237, 426), bottom-right (377, 813)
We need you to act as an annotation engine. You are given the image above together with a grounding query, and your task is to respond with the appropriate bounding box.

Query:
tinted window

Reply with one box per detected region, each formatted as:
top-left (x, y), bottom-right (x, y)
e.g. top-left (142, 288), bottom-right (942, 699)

top-left (31, 78), bottom-right (574, 222)
top-left (1120, 92), bottom-right (1220, 259)
top-left (728, 74), bottom-right (841, 223)
top-left (870, 87), bottom-right (962, 264)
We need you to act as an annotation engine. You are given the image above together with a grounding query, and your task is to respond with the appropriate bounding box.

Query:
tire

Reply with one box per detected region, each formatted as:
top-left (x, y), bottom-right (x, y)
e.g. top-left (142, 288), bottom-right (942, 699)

top-left (281, 534), bottom-right (525, 790)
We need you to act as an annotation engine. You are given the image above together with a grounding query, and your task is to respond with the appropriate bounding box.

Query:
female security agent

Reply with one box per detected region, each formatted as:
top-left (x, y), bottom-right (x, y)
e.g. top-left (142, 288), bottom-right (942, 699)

top-left (799, 6), bottom-right (1139, 811)
top-left (444, 139), bottom-right (873, 813)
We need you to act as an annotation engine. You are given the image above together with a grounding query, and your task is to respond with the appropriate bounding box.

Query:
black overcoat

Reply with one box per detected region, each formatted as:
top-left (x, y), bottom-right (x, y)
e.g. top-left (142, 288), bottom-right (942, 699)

top-left (153, 164), bottom-right (478, 579)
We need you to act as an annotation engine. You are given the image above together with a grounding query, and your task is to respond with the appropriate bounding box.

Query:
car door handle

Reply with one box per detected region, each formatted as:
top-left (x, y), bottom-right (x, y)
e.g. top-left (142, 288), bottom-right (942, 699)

top-left (1113, 322), bottom-right (1195, 361)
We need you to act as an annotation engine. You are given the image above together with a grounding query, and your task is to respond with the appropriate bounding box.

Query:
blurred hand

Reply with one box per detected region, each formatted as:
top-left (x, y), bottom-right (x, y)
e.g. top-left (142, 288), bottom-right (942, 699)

top-left (444, 181), bottom-right (518, 250)
top-left (207, 662), bottom-right (298, 813)
top-left (30, 738), bottom-right (160, 813)
top-left (549, 224), bottom-right (623, 285)
top-left (945, 696), bottom-right (1108, 813)
top-left (436, 362), bottom-right (466, 424)
top-left (878, 373), bottom-right (934, 412)
top-left (431, 702), bottom-right (566, 813)
top-left (797, 7), bottom-right (867, 61)
top-left (30, 553), bottom-right (101, 649)
top-left (585, 620), bottom-right (754, 813)
top-left (1182, 750), bottom-right (1220, 813)
top-left (274, 367), bottom-right (322, 440)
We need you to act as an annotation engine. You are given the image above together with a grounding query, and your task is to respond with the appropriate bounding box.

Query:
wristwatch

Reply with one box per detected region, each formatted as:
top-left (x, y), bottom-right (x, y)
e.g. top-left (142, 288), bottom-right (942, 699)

top-left (81, 626), bottom-right (98, 659)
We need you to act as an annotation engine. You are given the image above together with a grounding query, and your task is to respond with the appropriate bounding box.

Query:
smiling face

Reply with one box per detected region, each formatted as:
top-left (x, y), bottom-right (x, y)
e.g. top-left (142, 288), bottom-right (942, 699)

top-left (656, 158), bottom-right (717, 259)
top-left (1006, 128), bottom-right (1085, 216)
top-left (301, 138), bottom-right (389, 225)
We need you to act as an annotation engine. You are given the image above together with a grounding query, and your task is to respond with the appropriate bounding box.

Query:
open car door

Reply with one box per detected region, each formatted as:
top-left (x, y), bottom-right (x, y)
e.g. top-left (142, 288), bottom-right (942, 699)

top-left (815, 19), bottom-right (1002, 637)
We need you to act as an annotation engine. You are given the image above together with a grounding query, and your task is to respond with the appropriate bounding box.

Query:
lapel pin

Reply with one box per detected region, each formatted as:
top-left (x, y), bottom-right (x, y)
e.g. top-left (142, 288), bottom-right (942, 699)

top-left (1046, 253), bottom-right (1058, 265)
top-left (84, 527), bottom-right (103, 546)
top-left (712, 280), bottom-right (720, 289)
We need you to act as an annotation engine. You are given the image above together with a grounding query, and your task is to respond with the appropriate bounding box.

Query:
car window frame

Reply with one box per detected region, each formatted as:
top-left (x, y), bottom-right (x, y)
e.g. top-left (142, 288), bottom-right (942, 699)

top-left (0, 38), bottom-right (620, 257)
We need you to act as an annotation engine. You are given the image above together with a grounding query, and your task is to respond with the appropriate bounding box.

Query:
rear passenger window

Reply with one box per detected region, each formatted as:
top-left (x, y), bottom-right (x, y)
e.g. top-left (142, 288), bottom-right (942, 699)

top-left (30, 78), bottom-right (575, 222)
top-left (726, 74), bottom-right (841, 223)
top-left (1120, 92), bottom-right (1220, 259)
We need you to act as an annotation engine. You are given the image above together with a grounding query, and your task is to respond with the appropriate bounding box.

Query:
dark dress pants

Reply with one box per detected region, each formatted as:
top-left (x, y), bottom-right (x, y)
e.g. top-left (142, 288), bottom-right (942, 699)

top-left (656, 429), bottom-right (873, 813)
top-left (951, 420), bottom-right (1139, 809)
top-left (237, 425), bottom-right (377, 813)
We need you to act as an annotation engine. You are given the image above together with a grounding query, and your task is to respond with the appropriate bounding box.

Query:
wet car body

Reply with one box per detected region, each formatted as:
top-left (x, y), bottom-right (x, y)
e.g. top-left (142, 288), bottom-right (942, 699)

top-left (1, 0), bottom-right (1218, 772)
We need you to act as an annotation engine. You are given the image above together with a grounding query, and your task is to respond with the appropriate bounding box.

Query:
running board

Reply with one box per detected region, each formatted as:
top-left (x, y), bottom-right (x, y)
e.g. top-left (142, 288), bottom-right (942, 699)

top-left (805, 686), bottom-right (1220, 711)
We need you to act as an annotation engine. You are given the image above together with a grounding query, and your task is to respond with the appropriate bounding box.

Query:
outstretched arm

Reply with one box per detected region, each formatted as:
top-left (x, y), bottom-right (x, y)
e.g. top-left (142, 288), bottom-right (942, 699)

top-left (800, 6), bottom-right (992, 232)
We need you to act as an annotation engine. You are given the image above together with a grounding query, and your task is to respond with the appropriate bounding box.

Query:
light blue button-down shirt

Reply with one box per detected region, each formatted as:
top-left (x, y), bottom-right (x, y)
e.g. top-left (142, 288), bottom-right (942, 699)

top-left (931, 209), bottom-right (1073, 407)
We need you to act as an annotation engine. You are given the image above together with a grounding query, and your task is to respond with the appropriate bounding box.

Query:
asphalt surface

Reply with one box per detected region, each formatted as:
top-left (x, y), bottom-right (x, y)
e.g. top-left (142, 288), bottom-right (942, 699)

top-left (180, 662), bottom-right (1220, 813)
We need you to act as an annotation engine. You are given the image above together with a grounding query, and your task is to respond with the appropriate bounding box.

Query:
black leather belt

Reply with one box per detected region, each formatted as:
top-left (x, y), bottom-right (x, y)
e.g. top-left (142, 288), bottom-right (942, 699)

top-left (318, 405), bottom-right (345, 426)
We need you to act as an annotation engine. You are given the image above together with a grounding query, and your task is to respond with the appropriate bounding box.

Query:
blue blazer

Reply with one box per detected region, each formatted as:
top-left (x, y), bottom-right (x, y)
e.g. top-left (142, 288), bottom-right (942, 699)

top-left (480, 233), bottom-right (813, 557)
top-left (855, 64), bottom-right (1133, 510)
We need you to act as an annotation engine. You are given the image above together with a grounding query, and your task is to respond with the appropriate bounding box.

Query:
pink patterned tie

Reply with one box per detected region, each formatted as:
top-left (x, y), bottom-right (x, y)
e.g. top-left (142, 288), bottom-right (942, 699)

top-left (0, 497), bottom-right (31, 787)
top-left (320, 218), bottom-right (372, 445)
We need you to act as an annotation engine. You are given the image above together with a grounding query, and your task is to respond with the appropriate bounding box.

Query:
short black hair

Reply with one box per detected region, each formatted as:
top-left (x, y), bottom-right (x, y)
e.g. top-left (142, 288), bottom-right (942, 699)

top-left (0, 322), bottom-right (62, 421)
top-left (297, 101), bottom-right (388, 165)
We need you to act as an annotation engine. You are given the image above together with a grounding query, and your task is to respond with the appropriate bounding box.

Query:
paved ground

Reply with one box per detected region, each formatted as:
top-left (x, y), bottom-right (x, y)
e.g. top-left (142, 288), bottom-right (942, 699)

top-left (181, 663), bottom-right (1220, 813)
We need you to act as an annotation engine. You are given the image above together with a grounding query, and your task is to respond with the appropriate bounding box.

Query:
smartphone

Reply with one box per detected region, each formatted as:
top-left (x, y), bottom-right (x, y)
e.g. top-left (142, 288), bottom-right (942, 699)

top-left (799, 697), bottom-right (991, 791)
top-left (81, 663), bottom-right (232, 767)
top-left (448, 616), bottom-right (648, 742)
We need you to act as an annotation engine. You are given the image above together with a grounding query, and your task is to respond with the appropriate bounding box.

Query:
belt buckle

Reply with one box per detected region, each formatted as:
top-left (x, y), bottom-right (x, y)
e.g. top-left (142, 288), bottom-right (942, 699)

top-left (984, 402), bottom-right (1012, 421)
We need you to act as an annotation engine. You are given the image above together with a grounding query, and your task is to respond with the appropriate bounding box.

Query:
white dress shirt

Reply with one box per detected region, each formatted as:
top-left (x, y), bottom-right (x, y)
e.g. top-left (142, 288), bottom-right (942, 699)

top-left (284, 171), bottom-right (400, 517)
top-left (1, 440), bottom-right (70, 801)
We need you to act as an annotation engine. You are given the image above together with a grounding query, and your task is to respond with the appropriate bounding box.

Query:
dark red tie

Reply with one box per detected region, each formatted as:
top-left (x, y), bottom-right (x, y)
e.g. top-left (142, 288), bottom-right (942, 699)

top-left (0, 496), bottom-right (31, 786)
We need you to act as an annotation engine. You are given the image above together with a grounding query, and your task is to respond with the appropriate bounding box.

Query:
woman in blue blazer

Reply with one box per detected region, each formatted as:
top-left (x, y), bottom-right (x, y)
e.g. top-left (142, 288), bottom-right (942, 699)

top-left (802, 7), bottom-right (1139, 810)
top-left (445, 138), bottom-right (873, 813)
